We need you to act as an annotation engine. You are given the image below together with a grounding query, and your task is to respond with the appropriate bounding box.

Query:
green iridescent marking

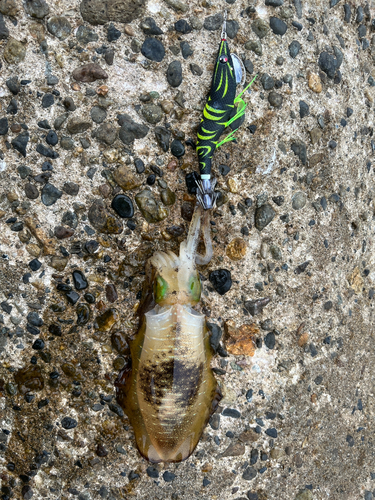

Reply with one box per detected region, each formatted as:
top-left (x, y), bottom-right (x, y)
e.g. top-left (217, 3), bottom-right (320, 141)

top-left (155, 276), bottom-right (169, 303)
top-left (189, 276), bottom-right (201, 302)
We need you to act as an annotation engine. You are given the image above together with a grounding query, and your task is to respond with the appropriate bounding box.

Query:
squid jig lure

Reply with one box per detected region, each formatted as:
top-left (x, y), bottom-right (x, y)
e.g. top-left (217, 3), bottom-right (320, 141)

top-left (196, 11), bottom-right (257, 210)
top-left (115, 205), bottom-right (221, 463)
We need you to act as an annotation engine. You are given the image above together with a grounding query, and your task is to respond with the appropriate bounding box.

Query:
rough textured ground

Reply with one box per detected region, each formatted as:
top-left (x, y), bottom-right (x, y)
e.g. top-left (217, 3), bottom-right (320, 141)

top-left (1, 0), bottom-right (375, 499)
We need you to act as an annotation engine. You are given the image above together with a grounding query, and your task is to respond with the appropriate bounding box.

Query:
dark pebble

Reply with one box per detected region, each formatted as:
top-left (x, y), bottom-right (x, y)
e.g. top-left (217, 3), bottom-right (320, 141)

top-left (61, 416), bottom-right (77, 429)
top-left (346, 107), bottom-right (353, 117)
top-left (141, 38), bottom-right (165, 62)
top-left (175, 19), bottom-right (191, 34)
top-left (41, 93), bottom-right (54, 108)
top-left (207, 322), bottom-right (222, 353)
top-left (209, 269), bottom-right (232, 295)
top-left (63, 182), bottom-right (79, 196)
top-left (24, 183), bottom-right (39, 199)
top-left (318, 51), bottom-right (337, 79)
top-left (36, 143), bottom-right (59, 158)
top-left (0, 117), bottom-right (8, 135)
top-left (180, 40), bottom-right (193, 59)
top-left (66, 291), bottom-right (80, 305)
top-left (204, 13), bottom-right (224, 30)
top-left (324, 300), bottom-right (333, 311)
top-left (270, 17), bottom-right (287, 35)
top-left (163, 471), bottom-right (176, 482)
top-left (49, 324), bottom-right (62, 336)
top-left (27, 312), bottom-right (43, 327)
top-left (41, 183), bottom-right (62, 206)
top-left (38, 119), bottom-right (51, 129)
top-left (255, 204), bottom-right (275, 231)
top-left (146, 466), bottom-right (159, 478)
top-left (154, 126), bottom-right (171, 152)
top-left (107, 23), bottom-right (121, 42)
top-left (329, 140), bottom-right (337, 149)
top-left (265, 0), bottom-right (283, 4)
top-left (261, 73), bottom-right (274, 91)
top-left (134, 158), bottom-right (145, 174)
top-left (46, 130), bottom-right (58, 146)
top-left (147, 174), bottom-right (156, 185)
top-left (166, 60), bottom-right (183, 87)
top-left (264, 332), bottom-right (276, 349)
top-left (346, 434), bottom-right (354, 447)
top-left (185, 171), bottom-right (199, 194)
top-left (292, 21), bottom-right (303, 30)
top-left (226, 19), bottom-right (239, 39)
top-left (344, 3), bottom-right (351, 22)
top-left (32, 339), bottom-right (45, 350)
top-left (170, 139), bottom-right (185, 157)
top-left (108, 402), bottom-right (124, 417)
top-left (29, 259), bottom-right (42, 271)
top-left (291, 140), bottom-right (307, 164)
top-left (299, 100), bottom-right (309, 118)
top-left (222, 408), bottom-right (241, 418)
top-left (1, 301), bottom-right (12, 313)
top-left (7, 98), bottom-right (18, 114)
top-left (22, 485), bottom-right (33, 500)
top-left (6, 77), bottom-right (20, 95)
top-left (245, 297), bottom-right (270, 316)
top-left (265, 428), bottom-right (277, 438)
top-left (12, 131), bottom-right (29, 157)
top-left (242, 467), bottom-right (257, 481)
top-left (289, 40), bottom-right (301, 58)
top-left (72, 270), bottom-right (88, 290)
top-left (111, 194), bottom-right (134, 218)
top-left (140, 17), bottom-right (163, 35)
top-left (244, 59), bottom-right (254, 74)
top-left (128, 470), bottom-right (140, 481)
top-left (38, 398), bottom-right (49, 409)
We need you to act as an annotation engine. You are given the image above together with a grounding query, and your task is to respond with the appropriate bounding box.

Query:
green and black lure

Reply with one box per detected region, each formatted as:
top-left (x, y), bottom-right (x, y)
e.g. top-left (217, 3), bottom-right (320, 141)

top-left (196, 11), bottom-right (257, 209)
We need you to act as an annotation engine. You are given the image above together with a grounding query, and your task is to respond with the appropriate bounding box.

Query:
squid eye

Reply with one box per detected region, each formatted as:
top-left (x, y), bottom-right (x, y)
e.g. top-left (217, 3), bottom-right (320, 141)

top-left (155, 275), bottom-right (169, 303)
top-left (219, 55), bottom-right (228, 64)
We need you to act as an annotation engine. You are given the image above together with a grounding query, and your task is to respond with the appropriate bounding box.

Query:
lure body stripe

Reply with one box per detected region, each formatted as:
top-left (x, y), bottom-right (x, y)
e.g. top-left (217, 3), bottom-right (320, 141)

top-left (196, 40), bottom-right (239, 174)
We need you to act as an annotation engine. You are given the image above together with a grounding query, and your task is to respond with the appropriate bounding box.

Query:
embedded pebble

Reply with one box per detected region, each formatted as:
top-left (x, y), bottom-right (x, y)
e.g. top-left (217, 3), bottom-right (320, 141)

top-left (141, 38), bottom-right (165, 62)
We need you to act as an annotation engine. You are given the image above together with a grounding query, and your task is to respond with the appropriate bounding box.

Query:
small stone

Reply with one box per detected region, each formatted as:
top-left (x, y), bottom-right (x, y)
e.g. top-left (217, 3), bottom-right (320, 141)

top-left (111, 194), bottom-right (134, 218)
top-left (295, 490), bottom-right (313, 500)
top-left (90, 106), bottom-right (106, 124)
top-left (268, 91), bottom-right (283, 108)
top-left (113, 165), bottom-right (142, 190)
top-left (209, 269), bottom-right (232, 295)
top-left (224, 322), bottom-right (257, 356)
top-left (118, 114), bottom-right (149, 144)
top-left (41, 183), bottom-right (62, 206)
top-left (299, 100), bottom-right (309, 118)
top-left (24, 183), bottom-right (39, 200)
top-left (141, 37), bottom-right (165, 62)
top-left (160, 188), bottom-right (176, 206)
top-left (291, 140), bottom-right (307, 165)
top-left (318, 52), bottom-right (337, 79)
top-left (72, 63), bottom-right (108, 82)
top-left (32, 338), bottom-right (44, 350)
top-left (251, 18), bottom-right (269, 39)
top-left (92, 123), bottom-right (118, 145)
top-left (54, 113), bottom-right (69, 130)
top-left (61, 417), bottom-right (77, 429)
top-left (76, 25), bottom-right (98, 44)
top-left (180, 40), bottom-right (193, 59)
top-left (6, 76), bottom-right (20, 94)
top-left (264, 331), bottom-right (276, 349)
top-left (47, 16), bottom-right (71, 40)
top-left (63, 182), bottom-right (79, 196)
top-left (226, 238), bottom-right (247, 261)
top-left (308, 72), bottom-right (322, 93)
top-left (245, 39), bottom-right (262, 56)
top-left (4, 37), bottom-right (26, 64)
top-left (22, 485), bottom-right (33, 500)
top-left (12, 132), bottom-right (29, 157)
top-left (166, 60), bottom-right (183, 87)
top-left (270, 17), bottom-right (287, 35)
top-left (0, 117), bottom-right (8, 135)
top-left (24, 0), bottom-right (49, 18)
top-left (60, 136), bottom-right (74, 150)
top-left (226, 19), bottom-right (239, 39)
top-left (204, 13), bottom-right (223, 31)
top-left (266, 0), bottom-right (283, 4)
top-left (67, 116), bottom-right (92, 134)
top-left (88, 199), bottom-right (123, 234)
top-left (107, 22), bottom-right (121, 41)
top-left (140, 17), bottom-right (163, 35)
top-left (292, 191), bottom-right (306, 210)
top-left (135, 189), bottom-right (168, 223)
top-left (242, 467), bottom-right (257, 481)
top-left (46, 130), bottom-right (58, 146)
top-left (310, 127), bottom-right (322, 144)
top-left (95, 308), bottom-right (119, 331)
top-left (175, 19), bottom-right (191, 34)
top-left (141, 103), bottom-right (163, 124)
top-left (289, 40), bottom-right (301, 58)
top-left (255, 204), bottom-right (275, 231)
top-left (261, 73), bottom-right (274, 90)
top-left (50, 256), bottom-right (68, 271)
top-left (245, 297), bottom-right (271, 316)
top-left (62, 96), bottom-right (76, 111)
top-left (72, 270), bottom-right (88, 290)
top-left (170, 139), bottom-right (185, 157)
top-left (54, 226), bottom-right (74, 239)
top-left (164, 0), bottom-right (188, 12)
top-left (154, 126), bottom-right (171, 152)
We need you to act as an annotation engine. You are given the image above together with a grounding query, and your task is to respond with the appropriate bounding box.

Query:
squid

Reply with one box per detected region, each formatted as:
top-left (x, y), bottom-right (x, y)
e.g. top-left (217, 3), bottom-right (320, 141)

top-left (115, 204), bottom-right (221, 462)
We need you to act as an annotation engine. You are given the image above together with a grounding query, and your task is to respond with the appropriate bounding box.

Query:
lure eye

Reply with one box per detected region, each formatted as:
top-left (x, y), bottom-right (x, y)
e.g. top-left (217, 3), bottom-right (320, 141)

top-left (219, 55), bottom-right (228, 64)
